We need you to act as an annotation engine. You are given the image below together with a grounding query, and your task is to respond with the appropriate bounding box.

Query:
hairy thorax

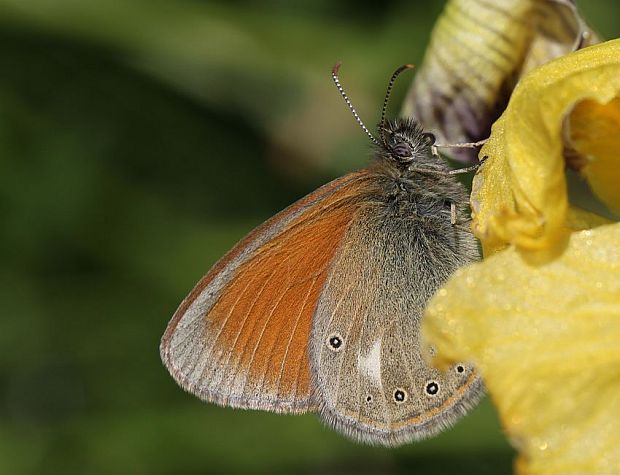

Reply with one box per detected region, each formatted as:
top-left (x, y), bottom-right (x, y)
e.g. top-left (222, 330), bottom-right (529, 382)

top-left (365, 155), bottom-right (471, 225)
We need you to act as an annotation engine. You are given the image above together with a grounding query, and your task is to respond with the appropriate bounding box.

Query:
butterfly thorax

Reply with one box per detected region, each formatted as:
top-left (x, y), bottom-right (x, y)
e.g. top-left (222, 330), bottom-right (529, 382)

top-left (367, 118), bottom-right (469, 221)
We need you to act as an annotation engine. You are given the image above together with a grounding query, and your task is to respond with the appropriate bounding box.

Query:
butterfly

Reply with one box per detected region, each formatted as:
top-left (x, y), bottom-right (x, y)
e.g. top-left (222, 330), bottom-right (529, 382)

top-left (160, 63), bottom-right (484, 446)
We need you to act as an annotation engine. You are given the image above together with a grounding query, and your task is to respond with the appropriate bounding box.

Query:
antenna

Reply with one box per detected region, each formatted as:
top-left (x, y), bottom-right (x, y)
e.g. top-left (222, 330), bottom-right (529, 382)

top-left (331, 63), bottom-right (379, 146)
top-left (379, 64), bottom-right (414, 144)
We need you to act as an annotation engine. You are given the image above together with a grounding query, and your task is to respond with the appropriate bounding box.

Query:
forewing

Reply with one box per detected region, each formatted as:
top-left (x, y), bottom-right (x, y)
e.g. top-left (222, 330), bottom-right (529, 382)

top-left (161, 171), bottom-right (373, 414)
top-left (310, 205), bottom-right (484, 445)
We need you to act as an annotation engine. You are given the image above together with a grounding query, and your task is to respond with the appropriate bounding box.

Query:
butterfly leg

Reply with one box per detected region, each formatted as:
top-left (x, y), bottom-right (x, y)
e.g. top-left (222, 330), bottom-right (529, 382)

top-left (446, 155), bottom-right (488, 175)
top-left (450, 202), bottom-right (456, 226)
top-left (412, 154), bottom-right (488, 176)
top-left (434, 138), bottom-right (488, 150)
top-left (446, 164), bottom-right (479, 175)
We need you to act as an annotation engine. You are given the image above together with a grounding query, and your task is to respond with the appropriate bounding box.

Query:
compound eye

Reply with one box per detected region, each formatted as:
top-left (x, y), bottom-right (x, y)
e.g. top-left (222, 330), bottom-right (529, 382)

top-left (391, 142), bottom-right (413, 159)
top-left (422, 132), bottom-right (436, 146)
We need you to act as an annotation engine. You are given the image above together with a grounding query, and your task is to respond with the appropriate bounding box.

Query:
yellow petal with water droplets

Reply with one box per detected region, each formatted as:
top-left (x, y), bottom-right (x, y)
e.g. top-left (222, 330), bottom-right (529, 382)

top-left (567, 206), bottom-right (613, 232)
top-left (472, 39), bottom-right (620, 254)
top-left (476, 207), bottom-right (614, 259)
top-left (422, 224), bottom-right (620, 475)
top-left (403, 0), bottom-right (596, 163)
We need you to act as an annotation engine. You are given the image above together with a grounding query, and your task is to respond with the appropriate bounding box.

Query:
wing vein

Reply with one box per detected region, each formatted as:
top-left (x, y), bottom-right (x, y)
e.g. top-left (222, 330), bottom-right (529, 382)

top-left (316, 279), bottom-right (355, 371)
top-left (220, 265), bottom-right (281, 392)
top-left (333, 302), bottom-right (363, 408)
top-left (353, 296), bottom-right (369, 426)
top-left (273, 275), bottom-right (318, 401)
top-left (189, 267), bottom-right (256, 383)
top-left (237, 256), bottom-right (294, 396)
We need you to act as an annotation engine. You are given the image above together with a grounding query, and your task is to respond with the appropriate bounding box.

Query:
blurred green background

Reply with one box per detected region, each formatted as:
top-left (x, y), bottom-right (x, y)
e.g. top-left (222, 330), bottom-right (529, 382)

top-left (1, 1), bottom-right (619, 474)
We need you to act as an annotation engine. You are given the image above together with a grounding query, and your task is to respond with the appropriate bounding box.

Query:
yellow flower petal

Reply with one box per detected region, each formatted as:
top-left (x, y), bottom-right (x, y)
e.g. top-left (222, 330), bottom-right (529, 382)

top-left (473, 39), bottom-right (620, 254)
top-left (422, 224), bottom-right (620, 474)
top-left (403, 0), bottom-right (596, 162)
top-left (568, 97), bottom-right (620, 214)
top-left (567, 207), bottom-right (613, 232)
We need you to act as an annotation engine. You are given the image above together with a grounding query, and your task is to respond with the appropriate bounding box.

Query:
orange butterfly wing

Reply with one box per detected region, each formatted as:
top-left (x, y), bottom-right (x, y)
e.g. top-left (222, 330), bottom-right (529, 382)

top-left (160, 170), bottom-right (375, 413)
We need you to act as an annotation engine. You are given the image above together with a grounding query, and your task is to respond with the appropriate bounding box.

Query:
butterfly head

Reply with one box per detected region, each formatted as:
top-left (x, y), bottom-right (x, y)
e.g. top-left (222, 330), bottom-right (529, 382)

top-left (331, 63), bottom-right (436, 167)
top-left (381, 118), bottom-right (436, 165)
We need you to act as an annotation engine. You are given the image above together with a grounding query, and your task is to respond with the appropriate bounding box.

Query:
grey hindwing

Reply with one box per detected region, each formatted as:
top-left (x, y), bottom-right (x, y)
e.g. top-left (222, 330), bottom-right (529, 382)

top-left (309, 201), bottom-right (483, 446)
